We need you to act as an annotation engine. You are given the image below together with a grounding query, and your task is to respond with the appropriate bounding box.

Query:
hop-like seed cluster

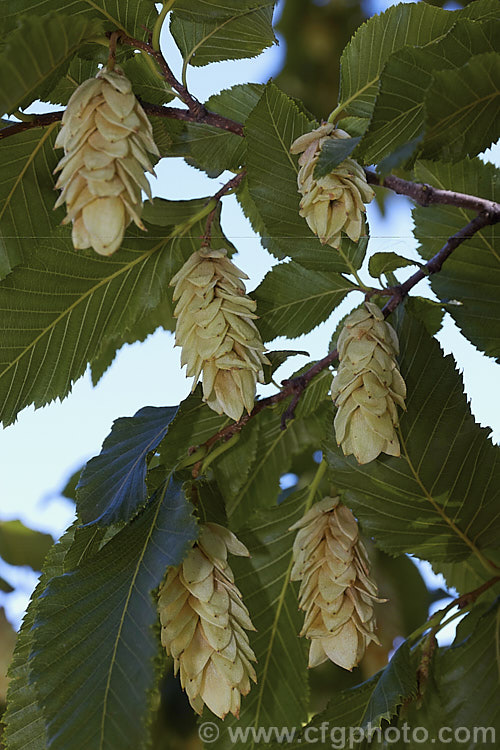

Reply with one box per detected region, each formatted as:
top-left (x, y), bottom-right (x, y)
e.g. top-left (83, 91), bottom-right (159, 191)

top-left (290, 124), bottom-right (374, 249)
top-left (331, 302), bottom-right (407, 465)
top-left (170, 247), bottom-right (269, 421)
top-left (158, 523), bottom-right (257, 719)
top-left (290, 496), bottom-right (382, 671)
top-left (53, 65), bottom-right (159, 256)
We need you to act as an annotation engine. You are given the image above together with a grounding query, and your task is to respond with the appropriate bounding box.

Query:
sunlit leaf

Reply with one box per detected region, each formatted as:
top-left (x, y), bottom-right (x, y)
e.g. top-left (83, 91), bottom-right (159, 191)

top-left (254, 261), bottom-right (355, 341)
top-left (0, 125), bottom-right (63, 279)
top-left (337, 0), bottom-right (500, 134)
top-left (2, 0), bottom-right (159, 39)
top-left (0, 14), bottom-right (103, 116)
top-left (246, 84), bottom-right (367, 273)
top-left (171, 6), bottom-right (275, 68)
top-left (0, 199), bottom-right (231, 426)
top-left (422, 52), bottom-right (500, 161)
top-left (359, 19), bottom-right (500, 166)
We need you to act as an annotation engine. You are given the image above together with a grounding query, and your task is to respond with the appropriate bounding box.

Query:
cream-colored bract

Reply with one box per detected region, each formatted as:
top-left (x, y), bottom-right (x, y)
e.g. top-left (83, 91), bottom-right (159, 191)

top-left (290, 123), bottom-right (374, 249)
top-left (158, 523), bottom-right (257, 720)
top-left (53, 66), bottom-right (159, 256)
top-left (170, 247), bottom-right (269, 421)
top-left (290, 496), bottom-right (383, 671)
top-left (331, 302), bottom-right (407, 465)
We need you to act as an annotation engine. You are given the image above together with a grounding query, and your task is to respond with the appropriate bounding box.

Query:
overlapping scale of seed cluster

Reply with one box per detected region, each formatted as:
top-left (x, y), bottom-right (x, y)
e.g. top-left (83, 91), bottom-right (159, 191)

top-left (53, 65), bottom-right (159, 256)
top-left (170, 247), bottom-right (269, 421)
top-left (331, 302), bottom-right (406, 465)
top-left (158, 523), bottom-right (257, 719)
top-left (290, 124), bottom-right (374, 249)
top-left (290, 496), bottom-right (383, 671)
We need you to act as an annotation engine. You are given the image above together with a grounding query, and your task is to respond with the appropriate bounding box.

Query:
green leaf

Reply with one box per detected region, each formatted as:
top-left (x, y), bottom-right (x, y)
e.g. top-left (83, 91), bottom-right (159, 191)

top-left (150, 116), bottom-right (187, 158)
top-left (422, 52), bottom-right (500, 162)
top-left (236, 174), bottom-right (284, 259)
top-left (0, 520), bottom-right (53, 570)
top-left (76, 406), bottom-right (179, 526)
top-left (245, 82), bottom-right (314, 259)
top-left (0, 14), bottom-right (103, 116)
top-left (84, 203), bottom-right (234, 386)
top-left (398, 603), bottom-right (500, 741)
top-left (337, 0), bottom-right (500, 134)
top-left (362, 641), bottom-right (417, 728)
top-left (183, 83), bottom-right (263, 177)
top-left (359, 19), bottom-right (500, 166)
top-left (2, 0), bottom-right (159, 39)
top-left (0, 125), bottom-right (64, 280)
top-left (0, 576), bottom-right (14, 593)
top-left (377, 136), bottom-right (424, 176)
top-left (372, 551), bottom-right (431, 641)
top-left (272, 641), bottom-right (416, 748)
top-left (3, 526), bottom-right (76, 750)
top-left (254, 261), bottom-right (355, 341)
top-left (439, 602), bottom-right (500, 730)
top-left (90, 297), bottom-right (176, 384)
top-left (63, 524), bottom-right (109, 570)
top-left (262, 349), bottom-right (309, 384)
top-left (325, 300), bottom-right (500, 564)
top-left (60, 467), bottom-right (83, 503)
top-left (402, 297), bottom-right (444, 338)
top-left (437, 553), bottom-right (500, 600)
top-left (45, 56), bottom-right (99, 105)
top-left (246, 84), bottom-right (367, 273)
top-left (368, 252), bottom-right (417, 279)
top-left (313, 136), bottom-right (362, 178)
top-left (217, 401), bottom-right (329, 529)
top-left (413, 158), bottom-right (500, 358)
top-left (30, 479), bottom-right (197, 750)
top-left (173, 0), bottom-right (275, 20)
top-left (0, 199), bottom-right (230, 427)
top-left (286, 679), bottom-right (379, 749)
top-left (159, 389), bottom-right (229, 468)
top-left (121, 52), bottom-right (175, 107)
top-left (171, 6), bottom-right (275, 68)
top-left (210, 488), bottom-right (310, 749)
top-left (209, 422), bottom-right (261, 517)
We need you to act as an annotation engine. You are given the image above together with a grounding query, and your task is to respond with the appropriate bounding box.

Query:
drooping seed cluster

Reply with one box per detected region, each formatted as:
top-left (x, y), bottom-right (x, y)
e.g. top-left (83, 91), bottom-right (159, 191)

top-left (290, 496), bottom-right (383, 671)
top-left (170, 247), bottom-right (269, 421)
top-left (290, 124), bottom-right (374, 249)
top-left (331, 302), bottom-right (407, 465)
top-left (158, 524), bottom-right (257, 719)
top-left (53, 66), bottom-right (159, 256)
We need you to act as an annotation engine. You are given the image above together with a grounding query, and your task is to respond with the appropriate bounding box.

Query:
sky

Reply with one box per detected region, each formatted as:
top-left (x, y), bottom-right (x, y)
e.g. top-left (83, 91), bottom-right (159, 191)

top-left (0, 0), bottom-right (498, 642)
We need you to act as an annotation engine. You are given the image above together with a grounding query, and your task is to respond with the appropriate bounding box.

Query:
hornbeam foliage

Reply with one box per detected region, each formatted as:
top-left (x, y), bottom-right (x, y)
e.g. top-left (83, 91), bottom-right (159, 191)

top-left (1, 1), bottom-right (499, 749)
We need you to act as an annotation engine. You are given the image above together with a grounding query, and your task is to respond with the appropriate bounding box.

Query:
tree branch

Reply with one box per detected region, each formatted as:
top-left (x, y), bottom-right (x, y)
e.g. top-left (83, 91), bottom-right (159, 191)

top-left (0, 99), bottom-right (244, 141)
top-left (0, 30), bottom-right (245, 142)
top-left (382, 209), bottom-right (498, 315)
top-left (193, 202), bottom-right (500, 460)
top-left (192, 347), bottom-right (339, 468)
top-left (365, 169), bottom-right (500, 215)
top-left (415, 574), bottom-right (500, 700)
top-left (115, 32), bottom-right (205, 117)
top-left (0, 112), bottom-right (64, 139)
top-left (140, 101), bottom-right (243, 135)
top-left (1, 34), bottom-right (498, 457)
top-left (201, 171), bottom-right (246, 246)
